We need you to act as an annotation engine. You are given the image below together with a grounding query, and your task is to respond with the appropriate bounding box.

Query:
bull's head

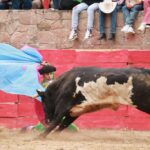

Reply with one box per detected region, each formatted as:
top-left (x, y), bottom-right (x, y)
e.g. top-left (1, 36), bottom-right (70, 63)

top-left (36, 89), bottom-right (51, 125)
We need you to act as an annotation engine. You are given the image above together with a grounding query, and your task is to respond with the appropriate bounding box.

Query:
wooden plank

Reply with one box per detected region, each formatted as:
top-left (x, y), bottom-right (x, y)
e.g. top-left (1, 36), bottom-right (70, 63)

top-left (0, 91), bottom-right (18, 103)
top-left (18, 103), bottom-right (37, 117)
top-left (128, 51), bottom-right (150, 63)
top-left (18, 95), bottom-right (34, 103)
top-left (74, 115), bottom-right (126, 129)
top-left (75, 50), bottom-right (128, 63)
top-left (127, 106), bottom-right (150, 118)
top-left (0, 104), bottom-right (18, 117)
top-left (40, 50), bottom-right (76, 65)
top-left (128, 63), bottom-right (150, 69)
top-left (16, 117), bottom-right (39, 128)
top-left (124, 116), bottom-right (150, 130)
top-left (0, 118), bottom-right (16, 128)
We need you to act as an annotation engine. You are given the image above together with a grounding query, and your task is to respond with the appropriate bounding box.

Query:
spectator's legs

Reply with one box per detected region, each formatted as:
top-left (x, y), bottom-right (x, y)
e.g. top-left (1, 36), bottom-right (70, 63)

top-left (69, 3), bottom-right (88, 40)
top-left (126, 4), bottom-right (143, 26)
top-left (99, 10), bottom-right (106, 39)
top-left (122, 5), bottom-right (130, 25)
top-left (121, 6), bottom-right (131, 32)
top-left (99, 10), bottom-right (105, 34)
top-left (108, 8), bottom-right (117, 40)
top-left (110, 8), bottom-right (117, 34)
top-left (87, 3), bottom-right (99, 31)
top-left (22, 0), bottom-right (32, 9)
top-left (11, 0), bottom-right (21, 9)
top-left (84, 3), bottom-right (99, 39)
top-left (71, 3), bottom-right (88, 31)
top-left (53, 0), bottom-right (60, 9)
top-left (0, 2), bottom-right (9, 9)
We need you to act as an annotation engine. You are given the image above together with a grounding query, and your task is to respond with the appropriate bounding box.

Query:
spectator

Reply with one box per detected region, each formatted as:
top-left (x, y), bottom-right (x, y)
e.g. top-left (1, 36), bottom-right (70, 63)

top-left (121, 0), bottom-right (143, 34)
top-left (11, 0), bottom-right (32, 9)
top-left (0, 0), bottom-right (10, 9)
top-left (53, 0), bottom-right (60, 9)
top-left (138, 0), bottom-right (150, 32)
top-left (69, 0), bottom-right (102, 41)
top-left (99, 0), bottom-right (125, 40)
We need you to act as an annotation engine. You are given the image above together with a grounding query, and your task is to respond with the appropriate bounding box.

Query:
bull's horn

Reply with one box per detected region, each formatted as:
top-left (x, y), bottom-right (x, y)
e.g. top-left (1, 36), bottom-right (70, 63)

top-left (36, 89), bottom-right (44, 97)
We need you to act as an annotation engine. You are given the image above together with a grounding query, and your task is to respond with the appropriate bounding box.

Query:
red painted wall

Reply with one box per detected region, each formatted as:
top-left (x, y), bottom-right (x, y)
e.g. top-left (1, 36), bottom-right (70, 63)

top-left (1, 50), bottom-right (150, 130)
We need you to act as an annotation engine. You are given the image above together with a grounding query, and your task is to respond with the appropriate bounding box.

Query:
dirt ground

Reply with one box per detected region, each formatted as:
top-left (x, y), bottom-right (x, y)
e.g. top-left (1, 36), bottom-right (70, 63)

top-left (0, 127), bottom-right (150, 150)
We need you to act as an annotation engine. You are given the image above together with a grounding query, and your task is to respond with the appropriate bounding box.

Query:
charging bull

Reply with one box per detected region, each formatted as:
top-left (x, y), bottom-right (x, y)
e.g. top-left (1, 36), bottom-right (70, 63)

top-left (37, 67), bottom-right (150, 137)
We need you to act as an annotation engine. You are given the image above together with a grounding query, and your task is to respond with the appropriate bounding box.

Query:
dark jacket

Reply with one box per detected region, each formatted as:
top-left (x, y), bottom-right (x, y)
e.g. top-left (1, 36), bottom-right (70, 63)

top-left (83, 0), bottom-right (102, 6)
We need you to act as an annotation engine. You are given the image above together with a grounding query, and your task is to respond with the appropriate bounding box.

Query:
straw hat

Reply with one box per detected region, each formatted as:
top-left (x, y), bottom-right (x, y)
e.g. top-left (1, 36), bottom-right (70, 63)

top-left (99, 0), bottom-right (117, 14)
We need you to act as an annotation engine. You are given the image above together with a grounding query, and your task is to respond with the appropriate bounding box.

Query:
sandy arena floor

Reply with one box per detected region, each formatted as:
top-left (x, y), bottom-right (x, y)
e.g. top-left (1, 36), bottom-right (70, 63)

top-left (0, 127), bottom-right (150, 150)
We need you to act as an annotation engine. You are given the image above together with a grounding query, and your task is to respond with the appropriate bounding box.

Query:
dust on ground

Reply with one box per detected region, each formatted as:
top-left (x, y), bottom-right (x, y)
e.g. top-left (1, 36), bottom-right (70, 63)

top-left (0, 127), bottom-right (150, 150)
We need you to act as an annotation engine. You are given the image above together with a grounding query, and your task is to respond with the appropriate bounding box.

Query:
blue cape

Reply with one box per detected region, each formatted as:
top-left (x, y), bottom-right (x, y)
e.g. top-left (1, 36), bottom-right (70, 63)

top-left (0, 44), bottom-right (44, 100)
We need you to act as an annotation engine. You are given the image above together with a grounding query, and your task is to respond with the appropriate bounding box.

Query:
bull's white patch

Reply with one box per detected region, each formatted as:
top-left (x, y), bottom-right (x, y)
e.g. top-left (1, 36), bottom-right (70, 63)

top-left (70, 76), bottom-right (133, 117)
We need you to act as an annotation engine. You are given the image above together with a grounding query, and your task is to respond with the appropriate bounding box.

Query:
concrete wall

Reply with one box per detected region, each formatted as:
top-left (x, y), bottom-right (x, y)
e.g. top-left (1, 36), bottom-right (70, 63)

top-left (0, 10), bottom-right (149, 50)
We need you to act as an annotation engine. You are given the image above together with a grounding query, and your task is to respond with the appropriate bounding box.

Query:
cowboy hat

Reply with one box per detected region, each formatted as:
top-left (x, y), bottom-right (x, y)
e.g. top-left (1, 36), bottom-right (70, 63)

top-left (99, 0), bottom-right (117, 14)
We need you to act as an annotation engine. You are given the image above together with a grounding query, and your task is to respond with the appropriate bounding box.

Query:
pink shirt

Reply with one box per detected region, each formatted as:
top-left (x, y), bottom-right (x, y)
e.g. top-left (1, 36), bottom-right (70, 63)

top-left (143, 0), bottom-right (150, 24)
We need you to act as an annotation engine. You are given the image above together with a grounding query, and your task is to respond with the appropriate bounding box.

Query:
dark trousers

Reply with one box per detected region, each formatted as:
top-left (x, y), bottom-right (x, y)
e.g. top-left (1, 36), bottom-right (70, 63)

top-left (0, 2), bottom-right (9, 9)
top-left (12, 0), bottom-right (32, 9)
top-left (53, 0), bottom-right (60, 9)
top-left (99, 5), bottom-right (124, 34)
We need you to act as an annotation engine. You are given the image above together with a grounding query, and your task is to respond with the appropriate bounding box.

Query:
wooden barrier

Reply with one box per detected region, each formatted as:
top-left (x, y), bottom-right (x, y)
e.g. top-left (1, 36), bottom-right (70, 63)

top-left (1, 50), bottom-right (150, 130)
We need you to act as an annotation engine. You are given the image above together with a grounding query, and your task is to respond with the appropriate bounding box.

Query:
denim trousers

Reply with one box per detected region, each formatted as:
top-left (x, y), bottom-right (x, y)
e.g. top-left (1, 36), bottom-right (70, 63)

top-left (99, 5), bottom-right (123, 34)
top-left (71, 3), bottom-right (99, 31)
top-left (122, 4), bottom-right (143, 26)
top-left (0, 2), bottom-right (9, 9)
top-left (12, 0), bottom-right (32, 9)
top-left (53, 0), bottom-right (60, 9)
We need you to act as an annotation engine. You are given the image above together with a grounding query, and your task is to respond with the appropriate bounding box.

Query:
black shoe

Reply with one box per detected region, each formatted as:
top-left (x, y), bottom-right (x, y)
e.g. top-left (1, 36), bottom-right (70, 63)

top-left (98, 33), bottom-right (106, 40)
top-left (108, 33), bottom-right (115, 40)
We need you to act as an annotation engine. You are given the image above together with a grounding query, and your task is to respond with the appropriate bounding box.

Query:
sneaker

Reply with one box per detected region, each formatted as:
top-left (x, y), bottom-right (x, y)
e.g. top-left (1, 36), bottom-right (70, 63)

top-left (69, 30), bottom-right (77, 41)
top-left (146, 24), bottom-right (150, 28)
top-left (138, 23), bottom-right (146, 31)
top-left (121, 25), bottom-right (130, 33)
top-left (84, 30), bottom-right (92, 39)
top-left (127, 26), bottom-right (135, 34)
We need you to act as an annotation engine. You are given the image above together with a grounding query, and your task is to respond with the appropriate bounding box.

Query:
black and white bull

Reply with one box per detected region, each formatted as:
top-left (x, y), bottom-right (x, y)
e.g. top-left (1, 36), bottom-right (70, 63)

top-left (37, 67), bottom-right (150, 137)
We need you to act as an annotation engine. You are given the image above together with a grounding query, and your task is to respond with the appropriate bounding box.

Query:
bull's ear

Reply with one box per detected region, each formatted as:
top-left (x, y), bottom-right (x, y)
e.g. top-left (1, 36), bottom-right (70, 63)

top-left (36, 89), bottom-right (44, 97)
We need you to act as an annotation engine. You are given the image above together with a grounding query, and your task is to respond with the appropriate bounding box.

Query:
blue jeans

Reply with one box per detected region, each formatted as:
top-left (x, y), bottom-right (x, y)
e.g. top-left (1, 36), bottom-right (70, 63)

top-left (99, 5), bottom-right (124, 34)
top-left (122, 4), bottom-right (143, 26)
top-left (0, 2), bottom-right (9, 9)
top-left (12, 0), bottom-right (32, 9)
top-left (53, 0), bottom-right (60, 9)
top-left (99, 7), bottom-right (118, 34)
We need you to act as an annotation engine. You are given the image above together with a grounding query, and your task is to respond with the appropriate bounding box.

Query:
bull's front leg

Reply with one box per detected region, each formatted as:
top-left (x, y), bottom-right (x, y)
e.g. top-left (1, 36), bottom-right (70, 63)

top-left (39, 121), bottom-right (58, 138)
top-left (57, 115), bottom-right (77, 131)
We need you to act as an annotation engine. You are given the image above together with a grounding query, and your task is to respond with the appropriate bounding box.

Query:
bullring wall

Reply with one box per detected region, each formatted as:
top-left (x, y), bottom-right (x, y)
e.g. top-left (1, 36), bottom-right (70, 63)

top-left (0, 10), bottom-right (150, 50)
top-left (1, 50), bottom-right (150, 130)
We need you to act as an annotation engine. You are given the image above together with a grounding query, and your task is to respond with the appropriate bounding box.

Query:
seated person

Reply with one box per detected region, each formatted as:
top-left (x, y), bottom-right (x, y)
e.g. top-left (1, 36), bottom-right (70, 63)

top-left (0, 0), bottom-right (10, 9)
top-left (11, 0), bottom-right (32, 9)
top-left (99, 0), bottom-right (125, 40)
top-left (138, 0), bottom-right (150, 31)
top-left (69, 0), bottom-right (102, 41)
top-left (121, 0), bottom-right (143, 34)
